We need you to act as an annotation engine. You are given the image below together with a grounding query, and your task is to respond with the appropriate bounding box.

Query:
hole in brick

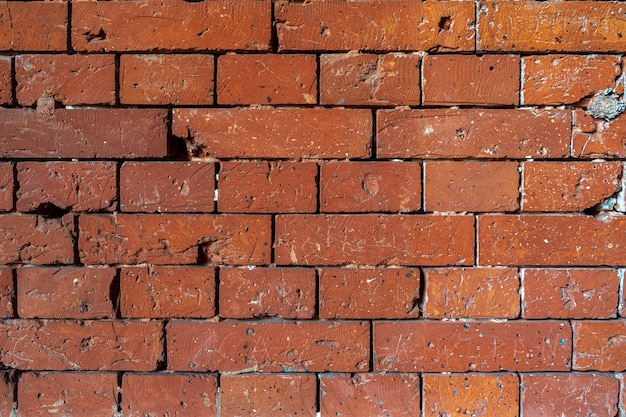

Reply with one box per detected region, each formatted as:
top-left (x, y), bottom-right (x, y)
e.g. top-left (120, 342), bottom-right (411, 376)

top-left (438, 16), bottom-right (452, 32)
top-left (34, 203), bottom-right (70, 219)
top-left (197, 243), bottom-right (210, 265)
top-left (84, 28), bottom-right (107, 43)
top-left (79, 302), bottom-right (90, 313)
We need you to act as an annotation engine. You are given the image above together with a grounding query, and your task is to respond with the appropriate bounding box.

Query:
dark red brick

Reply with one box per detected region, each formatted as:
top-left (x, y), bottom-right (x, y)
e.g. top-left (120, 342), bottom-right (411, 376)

top-left (0, 269), bottom-right (12, 318)
top-left (0, 371), bottom-right (12, 416)
top-left (0, 2), bottom-right (67, 51)
top-left (0, 163), bottom-right (12, 212)
top-left (0, 57), bottom-right (11, 104)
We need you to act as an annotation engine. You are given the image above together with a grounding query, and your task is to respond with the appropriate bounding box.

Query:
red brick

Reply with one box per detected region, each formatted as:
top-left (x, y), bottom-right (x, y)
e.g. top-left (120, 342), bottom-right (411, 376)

top-left (120, 162), bottom-right (215, 213)
top-left (573, 321), bottom-right (626, 371)
top-left (167, 321), bottom-right (369, 372)
top-left (18, 372), bottom-right (118, 416)
top-left (523, 55), bottom-right (621, 105)
top-left (0, 214), bottom-right (74, 265)
top-left (276, 1), bottom-right (474, 52)
top-left (218, 54), bottom-right (317, 105)
top-left (0, 269), bottom-right (12, 318)
top-left (219, 268), bottom-right (315, 319)
top-left (221, 374), bottom-right (316, 417)
top-left (120, 267), bottom-right (216, 319)
top-left (521, 373), bottom-right (619, 417)
top-left (0, 163), bottom-right (12, 212)
top-left (479, 215), bottom-right (626, 266)
top-left (0, 372), bottom-right (12, 416)
top-left (72, 0), bottom-right (270, 52)
top-left (377, 109), bottom-right (570, 159)
top-left (218, 161), bottom-right (317, 213)
top-left (423, 55), bottom-right (519, 106)
top-left (321, 373), bottom-right (420, 417)
top-left (522, 161), bottom-right (622, 212)
top-left (122, 373), bottom-right (217, 417)
top-left (275, 215), bottom-right (474, 266)
top-left (173, 108), bottom-right (372, 159)
top-left (320, 53), bottom-right (420, 106)
top-left (17, 267), bottom-right (115, 319)
top-left (375, 320), bottom-right (571, 372)
top-left (16, 54), bottom-right (115, 106)
top-left (573, 110), bottom-right (626, 158)
top-left (423, 373), bottom-right (519, 417)
top-left (522, 269), bottom-right (619, 319)
top-left (0, 57), bottom-right (11, 104)
top-left (0, 2), bottom-right (67, 51)
top-left (17, 161), bottom-right (117, 212)
top-left (0, 108), bottom-right (167, 159)
top-left (423, 268), bottom-right (520, 319)
top-left (424, 161), bottom-right (519, 212)
top-left (319, 268), bottom-right (420, 319)
top-left (79, 214), bottom-right (270, 266)
top-left (0, 320), bottom-right (163, 371)
top-left (320, 161), bottom-right (421, 213)
top-left (478, 1), bottom-right (626, 52)
top-left (120, 54), bottom-right (214, 105)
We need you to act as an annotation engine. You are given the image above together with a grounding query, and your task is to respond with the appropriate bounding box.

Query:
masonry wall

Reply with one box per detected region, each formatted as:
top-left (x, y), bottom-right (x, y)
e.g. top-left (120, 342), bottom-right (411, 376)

top-left (0, 0), bottom-right (625, 416)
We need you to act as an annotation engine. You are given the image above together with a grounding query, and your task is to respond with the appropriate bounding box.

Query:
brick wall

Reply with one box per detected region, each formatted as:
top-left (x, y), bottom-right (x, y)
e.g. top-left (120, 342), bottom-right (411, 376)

top-left (0, 1), bottom-right (625, 416)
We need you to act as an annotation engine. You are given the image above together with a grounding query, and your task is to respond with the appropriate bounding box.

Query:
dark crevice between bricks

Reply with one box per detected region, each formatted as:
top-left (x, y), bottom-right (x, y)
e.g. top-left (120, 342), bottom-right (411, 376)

top-left (11, 162), bottom-right (18, 212)
top-left (315, 373), bottom-right (322, 414)
top-left (73, 215), bottom-right (83, 267)
top-left (313, 268), bottom-right (320, 320)
top-left (167, 111), bottom-right (191, 160)
top-left (156, 320), bottom-right (168, 372)
top-left (417, 268), bottom-right (426, 317)
top-left (9, 269), bottom-right (16, 319)
top-left (368, 320), bottom-right (374, 372)
top-left (214, 161), bottom-right (221, 214)
top-left (114, 54), bottom-right (121, 106)
top-left (110, 270), bottom-right (121, 319)
top-left (370, 108), bottom-right (377, 160)
top-left (214, 267), bottom-right (221, 319)
top-left (114, 160), bottom-right (121, 212)
top-left (66, 1), bottom-right (73, 53)
top-left (270, 2), bottom-right (279, 53)
top-left (116, 372), bottom-right (123, 413)
top-left (10, 57), bottom-right (17, 107)
top-left (270, 215), bottom-right (276, 265)
top-left (314, 163), bottom-right (321, 214)
top-left (212, 55), bottom-right (219, 106)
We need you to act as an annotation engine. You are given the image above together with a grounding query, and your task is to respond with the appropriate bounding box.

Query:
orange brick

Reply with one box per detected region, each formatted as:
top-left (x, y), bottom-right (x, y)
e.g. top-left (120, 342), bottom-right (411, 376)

top-left (377, 109), bottom-right (570, 159)
top-left (0, 269), bottom-right (12, 319)
top-left (320, 53), bottom-right (420, 106)
top-left (423, 373), bottom-right (519, 417)
top-left (218, 54), bottom-right (317, 105)
top-left (120, 267), bottom-right (216, 319)
top-left (523, 55), bottom-right (621, 105)
top-left (0, 2), bottom-right (67, 51)
top-left (319, 268), bottom-right (420, 319)
top-left (573, 321), bottom-right (626, 371)
top-left (424, 161), bottom-right (519, 212)
top-left (320, 161), bottom-right (421, 213)
top-left (120, 54), bottom-right (214, 105)
top-left (0, 57), bottom-right (11, 104)
top-left (522, 161), bottom-right (622, 212)
top-left (423, 268), bottom-right (520, 319)
top-left (320, 373), bottom-right (421, 417)
top-left (219, 268), bottom-right (315, 319)
top-left (0, 163), bottom-right (12, 212)
top-left (423, 55), bottom-right (519, 106)
top-left (221, 374), bottom-right (316, 417)
top-left (218, 161), bottom-right (317, 213)
top-left (572, 110), bottom-right (626, 158)
top-left (276, 1), bottom-right (474, 52)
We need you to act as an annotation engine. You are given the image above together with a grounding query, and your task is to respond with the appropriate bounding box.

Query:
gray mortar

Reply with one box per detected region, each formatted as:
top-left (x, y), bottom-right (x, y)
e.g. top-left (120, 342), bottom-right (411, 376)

top-left (587, 90), bottom-right (626, 121)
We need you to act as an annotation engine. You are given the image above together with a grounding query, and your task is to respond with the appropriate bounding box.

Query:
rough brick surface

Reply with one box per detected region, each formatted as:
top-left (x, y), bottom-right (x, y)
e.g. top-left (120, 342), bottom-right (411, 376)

top-left (573, 321), bottom-right (626, 371)
top-left (0, 163), bottom-right (12, 212)
top-left (0, 2), bottom-right (67, 51)
top-left (572, 110), bottom-right (626, 158)
top-left (0, 372), bottom-right (12, 416)
top-left (0, 57), bottom-right (11, 104)
top-left (0, 269), bottom-right (12, 319)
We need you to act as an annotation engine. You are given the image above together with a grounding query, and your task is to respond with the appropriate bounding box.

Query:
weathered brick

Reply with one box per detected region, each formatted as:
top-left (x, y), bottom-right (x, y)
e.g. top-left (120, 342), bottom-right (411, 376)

top-left (218, 161), bottom-right (317, 213)
top-left (0, 372), bottom-right (12, 416)
top-left (0, 269), bottom-right (12, 318)
top-left (521, 373), bottom-right (619, 417)
top-left (0, 163), bottom-right (12, 212)
top-left (423, 55), bottom-right (519, 106)
top-left (79, 214), bottom-right (270, 266)
top-left (523, 55), bottom-right (621, 105)
top-left (120, 162), bottom-right (215, 213)
top-left (219, 268), bottom-right (315, 319)
top-left (17, 162), bottom-right (117, 212)
top-left (73, 0), bottom-right (271, 52)
top-left (18, 372), bottom-right (118, 416)
top-left (478, 215), bottom-right (626, 266)
top-left (275, 215), bottom-right (474, 266)
top-left (377, 109), bottom-right (570, 159)
top-left (320, 53), bottom-right (420, 106)
top-left (0, 109), bottom-right (168, 159)
top-left (573, 321), bottom-right (626, 371)
top-left (218, 54), bottom-right (317, 105)
top-left (120, 267), bottom-right (216, 319)
top-left (120, 54), bottom-right (214, 105)
top-left (522, 269), bottom-right (619, 319)
top-left (572, 110), bottom-right (626, 158)
top-left (17, 267), bottom-right (115, 319)
top-left (173, 108), bottom-right (372, 159)
top-left (0, 2), bottom-right (67, 51)
top-left (320, 373), bottom-right (420, 417)
top-left (423, 373), bottom-right (519, 417)
top-left (424, 161), bottom-right (519, 212)
top-left (522, 161), bottom-right (622, 212)
top-left (423, 268), bottom-right (520, 319)
top-left (276, 1), bottom-right (474, 52)
top-left (122, 373), bottom-right (217, 417)
top-left (16, 54), bottom-right (116, 106)
top-left (319, 268), bottom-right (420, 319)
top-left (478, 1), bottom-right (626, 52)
top-left (320, 161), bottom-right (421, 213)
top-left (167, 321), bottom-right (370, 372)
top-left (0, 214), bottom-right (74, 265)
top-left (375, 321), bottom-right (571, 372)
top-left (0, 320), bottom-right (163, 371)
top-left (221, 374), bottom-right (316, 417)
top-left (0, 57), bottom-right (11, 104)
